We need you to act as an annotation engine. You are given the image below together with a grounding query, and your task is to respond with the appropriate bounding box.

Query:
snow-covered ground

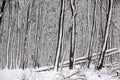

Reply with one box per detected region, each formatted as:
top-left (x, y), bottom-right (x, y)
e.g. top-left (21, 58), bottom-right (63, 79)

top-left (0, 65), bottom-right (119, 80)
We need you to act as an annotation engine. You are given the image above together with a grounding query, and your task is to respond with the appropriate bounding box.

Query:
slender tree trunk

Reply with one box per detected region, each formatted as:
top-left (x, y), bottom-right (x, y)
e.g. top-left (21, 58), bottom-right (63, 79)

top-left (34, 0), bottom-right (40, 68)
top-left (10, 36), bottom-right (14, 69)
top-left (97, 0), bottom-right (113, 69)
top-left (100, 0), bottom-right (104, 49)
top-left (54, 0), bottom-right (65, 71)
top-left (0, 0), bottom-right (6, 25)
top-left (87, 0), bottom-right (97, 68)
top-left (6, 28), bottom-right (11, 68)
top-left (60, 45), bottom-right (67, 71)
top-left (16, 0), bottom-right (19, 68)
top-left (69, 0), bottom-right (76, 69)
top-left (23, 4), bottom-right (30, 69)
top-left (6, 0), bottom-right (12, 68)
top-left (16, 31), bottom-right (20, 68)
top-left (19, 32), bottom-right (23, 68)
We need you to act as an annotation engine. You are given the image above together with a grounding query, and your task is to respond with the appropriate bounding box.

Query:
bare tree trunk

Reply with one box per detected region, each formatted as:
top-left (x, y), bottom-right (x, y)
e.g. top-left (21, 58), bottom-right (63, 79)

top-left (97, 0), bottom-right (113, 69)
top-left (19, 32), bottom-right (23, 68)
top-left (10, 36), bottom-right (14, 69)
top-left (36, 0), bottom-right (42, 68)
top-left (22, 4), bottom-right (30, 69)
top-left (6, 27), bottom-right (11, 68)
top-left (69, 0), bottom-right (76, 69)
top-left (16, 0), bottom-right (20, 68)
top-left (54, 0), bottom-right (65, 71)
top-left (60, 45), bottom-right (67, 71)
top-left (16, 30), bottom-right (20, 68)
top-left (6, 0), bottom-right (12, 68)
top-left (0, 0), bottom-right (6, 25)
top-left (34, 0), bottom-right (40, 68)
top-left (87, 0), bottom-right (97, 68)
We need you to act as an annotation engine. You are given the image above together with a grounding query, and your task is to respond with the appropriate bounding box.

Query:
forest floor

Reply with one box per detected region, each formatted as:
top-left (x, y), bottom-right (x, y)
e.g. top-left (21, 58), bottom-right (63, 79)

top-left (0, 64), bottom-right (119, 80)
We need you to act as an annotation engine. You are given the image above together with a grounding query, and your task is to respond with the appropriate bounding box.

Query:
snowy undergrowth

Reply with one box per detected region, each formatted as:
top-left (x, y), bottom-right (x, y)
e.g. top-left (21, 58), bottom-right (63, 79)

top-left (84, 67), bottom-right (118, 80)
top-left (0, 65), bottom-right (119, 80)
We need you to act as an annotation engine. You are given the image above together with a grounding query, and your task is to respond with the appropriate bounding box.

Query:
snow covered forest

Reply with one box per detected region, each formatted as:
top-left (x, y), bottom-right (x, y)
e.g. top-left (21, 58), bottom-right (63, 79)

top-left (0, 0), bottom-right (120, 80)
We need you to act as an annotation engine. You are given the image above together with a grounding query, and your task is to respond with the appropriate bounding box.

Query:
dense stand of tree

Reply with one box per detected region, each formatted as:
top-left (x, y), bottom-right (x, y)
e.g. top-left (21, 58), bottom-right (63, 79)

top-left (0, 0), bottom-right (120, 70)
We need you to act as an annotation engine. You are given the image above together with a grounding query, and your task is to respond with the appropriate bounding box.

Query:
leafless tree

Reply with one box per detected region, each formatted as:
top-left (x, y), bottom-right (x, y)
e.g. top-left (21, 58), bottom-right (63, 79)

top-left (97, 0), bottom-right (113, 69)
top-left (87, 0), bottom-right (97, 68)
top-left (0, 0), bottom-right (6, 25)
top-left (54, 0), bottom-right (65, 71)
top-left (69, 0), bottom-right (77, 69)
top-left (0, 0), bottom-right (120, 70)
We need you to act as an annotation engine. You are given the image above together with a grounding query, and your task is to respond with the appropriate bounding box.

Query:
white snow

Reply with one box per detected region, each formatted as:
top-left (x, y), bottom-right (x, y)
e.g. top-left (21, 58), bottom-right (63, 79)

top-left (0, 65), bottom-right (119, 80)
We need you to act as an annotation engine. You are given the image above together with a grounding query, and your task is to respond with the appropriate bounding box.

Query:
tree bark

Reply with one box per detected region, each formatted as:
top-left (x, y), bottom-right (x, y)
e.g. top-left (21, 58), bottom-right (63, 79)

top-left (54, 0), bottom-right (65, 71)
top-left (97, 0), bottom-right (113, 69)
top-left (0, 0), bottom-right (6, 25)
top-left (87, 0), bottom-right (97, 68)
top-left (6, 0), bottom-right (12, 68)
top-left (69, 0), bottom-right (76, 69)
top-left (22, 4), bottom-right (30, 69)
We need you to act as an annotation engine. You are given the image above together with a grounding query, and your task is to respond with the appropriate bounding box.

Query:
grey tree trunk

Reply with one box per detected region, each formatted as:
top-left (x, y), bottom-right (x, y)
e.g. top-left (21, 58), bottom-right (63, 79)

top-left (87, 0), bottom-right (97, 68)
top-left (54, 0), bottom-right (65, 71)
top-left (69, 0), bottom-right (76, 69)
top-left (0, 0), bottom-right (6, 25)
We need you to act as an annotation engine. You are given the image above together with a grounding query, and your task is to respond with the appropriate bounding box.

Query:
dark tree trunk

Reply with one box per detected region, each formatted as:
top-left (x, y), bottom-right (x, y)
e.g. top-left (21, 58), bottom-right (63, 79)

top-left (69, 0), bottom-right (76, 69)
top-left (87, 0), bottom-right (97, 68)
top-left (54, 0), bottom-right (65, 71)
top-left (0, 0), bottom-right (6, 25)
top-left (97, 0), bottom-right (113, 69)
